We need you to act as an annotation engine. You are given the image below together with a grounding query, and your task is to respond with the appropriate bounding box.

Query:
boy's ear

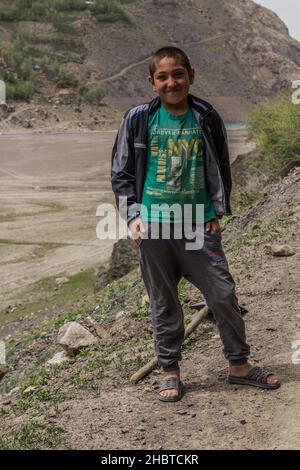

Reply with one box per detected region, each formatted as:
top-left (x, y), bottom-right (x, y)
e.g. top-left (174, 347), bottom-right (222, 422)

top-left (148, 75), bottom-right (156, 91)
top-left (189, 68), bottom-right (195, 84)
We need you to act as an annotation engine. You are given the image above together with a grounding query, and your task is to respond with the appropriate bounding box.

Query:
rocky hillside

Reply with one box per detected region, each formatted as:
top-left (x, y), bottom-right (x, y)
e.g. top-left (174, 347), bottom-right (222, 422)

top-left (1, 0), bottom-right (300, 128)
top-left (0, 166), bottom-right (299, 450)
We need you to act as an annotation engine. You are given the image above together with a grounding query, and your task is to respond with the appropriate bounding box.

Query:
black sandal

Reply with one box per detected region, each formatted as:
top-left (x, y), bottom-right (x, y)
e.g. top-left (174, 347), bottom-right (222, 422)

top-left (158, 377), bottom-right (184, 402)
top-left (227, 366), bottom-right (280, 390)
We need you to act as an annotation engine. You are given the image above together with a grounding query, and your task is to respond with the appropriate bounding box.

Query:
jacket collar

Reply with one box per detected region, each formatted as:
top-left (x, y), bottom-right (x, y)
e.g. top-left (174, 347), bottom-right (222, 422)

top-left (148, 94), bottom-right (213, 119)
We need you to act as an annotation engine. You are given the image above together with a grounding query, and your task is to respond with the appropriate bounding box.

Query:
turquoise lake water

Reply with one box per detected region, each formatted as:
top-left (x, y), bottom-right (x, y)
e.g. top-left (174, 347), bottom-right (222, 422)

top-left (225, 123), bottom-right (247, 130)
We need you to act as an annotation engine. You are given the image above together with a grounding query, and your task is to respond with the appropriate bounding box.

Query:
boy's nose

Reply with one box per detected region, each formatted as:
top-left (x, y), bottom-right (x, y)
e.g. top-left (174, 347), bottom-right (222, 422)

top-left (167, 77), bottom-right (177, 88)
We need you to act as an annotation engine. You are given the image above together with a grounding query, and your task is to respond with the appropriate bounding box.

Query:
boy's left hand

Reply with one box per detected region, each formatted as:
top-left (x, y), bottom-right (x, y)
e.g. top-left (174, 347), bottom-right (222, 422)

top-left (205, 217), bottom-right (222, 238)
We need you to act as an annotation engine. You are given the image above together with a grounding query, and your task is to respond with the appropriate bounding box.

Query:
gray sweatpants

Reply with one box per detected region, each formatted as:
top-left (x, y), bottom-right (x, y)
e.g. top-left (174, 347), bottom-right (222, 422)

top-left (139, 224), bottom-right (250, 372)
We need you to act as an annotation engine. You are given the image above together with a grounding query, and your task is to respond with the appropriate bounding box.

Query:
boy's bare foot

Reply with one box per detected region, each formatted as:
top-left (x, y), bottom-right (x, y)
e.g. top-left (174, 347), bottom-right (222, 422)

top-left (229, 362), bottom-right (279, 386)
top-left (159, 370), bottom-right (180, 399)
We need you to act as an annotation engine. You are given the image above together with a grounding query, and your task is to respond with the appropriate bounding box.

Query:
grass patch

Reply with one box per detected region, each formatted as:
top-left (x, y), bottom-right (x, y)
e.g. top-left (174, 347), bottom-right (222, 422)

top-left (0, 267), bottom-right (97, 328)
top-left (225, 215), bottom-right (299, 257)
top-left (247, 92), bottom-right (300, 178)
top-left (0, 421), bottom-right (65, 450)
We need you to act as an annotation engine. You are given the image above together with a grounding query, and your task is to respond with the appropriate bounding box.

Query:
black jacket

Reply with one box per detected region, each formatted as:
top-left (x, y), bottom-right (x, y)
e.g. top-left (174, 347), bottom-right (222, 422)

top-left (111, 94), bottom-right (232, 225)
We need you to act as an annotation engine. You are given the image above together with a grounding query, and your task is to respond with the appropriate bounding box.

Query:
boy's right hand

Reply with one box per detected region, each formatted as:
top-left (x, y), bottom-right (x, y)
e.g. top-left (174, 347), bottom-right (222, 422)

top-left (129, 217), bottom-right (146, 247)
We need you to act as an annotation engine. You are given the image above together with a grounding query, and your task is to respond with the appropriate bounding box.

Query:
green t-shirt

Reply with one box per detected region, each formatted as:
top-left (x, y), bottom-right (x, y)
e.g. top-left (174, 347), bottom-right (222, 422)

top-left (141, 105), bottom-right (216, 223)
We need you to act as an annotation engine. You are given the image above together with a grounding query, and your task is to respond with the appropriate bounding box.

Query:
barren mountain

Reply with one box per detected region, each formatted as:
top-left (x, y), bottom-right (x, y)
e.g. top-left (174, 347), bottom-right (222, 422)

top-left (1, 0), bottom-right (300, 123)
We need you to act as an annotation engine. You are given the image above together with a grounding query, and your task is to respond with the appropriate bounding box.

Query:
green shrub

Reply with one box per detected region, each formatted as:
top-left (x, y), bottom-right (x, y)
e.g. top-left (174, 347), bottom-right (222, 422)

top-left (247, 92), bottom-right (300, 177)
top-left (56, 69), bottom-right (78, 88)
top-left (0, 0), bottom-right (136, 21)
top-left (6, 81), bottom-right (35, 101)
top-left (80, 84), bottom-right (105, 104)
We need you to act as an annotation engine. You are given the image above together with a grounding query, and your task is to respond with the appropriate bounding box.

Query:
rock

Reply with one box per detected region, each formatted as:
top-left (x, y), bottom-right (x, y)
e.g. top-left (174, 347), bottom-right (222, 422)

top-left (141, 293), bottom-right (149, 307)
top-left (55, 276), bottom-right (69, 285)
top-left (115, 310), bottom-right (126, 320)
top-left (57, 321), bottom-right (98, 356)
top-left (85, 316), bottom-right (109, 339)
top-left (94, 238), bottom-right (139, 292)
top-left (189, 301), bottom-right (207, 310)
top-left (3, 399), bottom-right (12, 406)
top-left (0, 365), bottom-right (8, 381)
top-left (46, 350), bottom-right (70, 366)
top-left (23, 386), bottom-right (38, 395)
top-left (265, 244), bottom-right (295, 257)
top-left (6, 386), bottom-right (20, 397)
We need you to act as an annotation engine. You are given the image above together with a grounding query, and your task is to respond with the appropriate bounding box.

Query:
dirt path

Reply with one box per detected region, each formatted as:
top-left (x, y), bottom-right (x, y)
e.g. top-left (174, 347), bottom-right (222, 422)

top-left (99, 34), bottom-right (229, 84)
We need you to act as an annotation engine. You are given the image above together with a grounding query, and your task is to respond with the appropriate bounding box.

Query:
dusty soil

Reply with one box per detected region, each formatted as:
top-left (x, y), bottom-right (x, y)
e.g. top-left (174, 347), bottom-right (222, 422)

top-left (0, 131), bottom-right (117, 318)
top-left (0, 168), bottom-right (299, 450)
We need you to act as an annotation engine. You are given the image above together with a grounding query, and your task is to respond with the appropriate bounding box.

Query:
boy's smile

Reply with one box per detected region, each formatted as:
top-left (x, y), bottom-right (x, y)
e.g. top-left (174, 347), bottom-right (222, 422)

top-left (149, 57), bottom-right (195, 115)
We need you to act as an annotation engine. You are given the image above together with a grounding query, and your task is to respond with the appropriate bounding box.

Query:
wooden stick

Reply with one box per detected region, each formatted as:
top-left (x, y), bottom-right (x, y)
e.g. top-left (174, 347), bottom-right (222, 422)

top-left (130, 306), bottom-right (209, 383)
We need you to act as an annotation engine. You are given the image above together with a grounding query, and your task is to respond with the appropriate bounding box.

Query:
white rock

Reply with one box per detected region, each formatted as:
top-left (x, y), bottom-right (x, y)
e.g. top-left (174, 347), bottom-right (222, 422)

top-left (46, 351), bottom-right (70, 366)
top-left (266, 244), bottom-right (295, 257)
top-left (115, 310), bottom-right (126, 320)
top-left (23, 386), bottom-right (38, 395)
top-left (57, 321), bottom-right (98, 355)
top-left (55, 276), bottom-right (69, 285)
top-left (6, 386), bottom-right (20, 397)
top-left (141, 294), bottom-right (149, 307)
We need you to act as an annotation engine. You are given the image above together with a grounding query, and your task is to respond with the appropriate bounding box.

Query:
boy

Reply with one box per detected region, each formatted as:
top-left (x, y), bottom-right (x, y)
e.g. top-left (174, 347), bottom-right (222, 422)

top-left (111, 47), bottom-right (279, 401)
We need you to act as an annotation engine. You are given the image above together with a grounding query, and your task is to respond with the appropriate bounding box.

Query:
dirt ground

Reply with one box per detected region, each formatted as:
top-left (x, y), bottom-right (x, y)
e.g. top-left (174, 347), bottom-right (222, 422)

top-left (0, 166), bottom-right (299, 450)
top-left (50, 170), bottom-right (300, 451)
top-left (0, 131), bottom-right (117, 317)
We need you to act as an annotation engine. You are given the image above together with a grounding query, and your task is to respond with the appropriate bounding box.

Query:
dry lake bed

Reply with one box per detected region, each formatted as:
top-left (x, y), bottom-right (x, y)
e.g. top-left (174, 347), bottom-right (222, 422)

top-left (0, 129), bottom-right (253, 330)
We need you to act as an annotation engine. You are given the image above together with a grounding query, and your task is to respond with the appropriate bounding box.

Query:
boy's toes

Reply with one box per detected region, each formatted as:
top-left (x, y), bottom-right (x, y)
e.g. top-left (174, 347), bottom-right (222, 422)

top-left (159, 389), bottom-right (178, 398)
top-left (267, 374), bottom-right (279, 385)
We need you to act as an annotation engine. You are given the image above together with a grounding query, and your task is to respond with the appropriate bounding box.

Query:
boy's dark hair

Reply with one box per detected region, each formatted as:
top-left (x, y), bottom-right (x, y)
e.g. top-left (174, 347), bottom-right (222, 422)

top-left (149, 46), bottom-right (192, 77)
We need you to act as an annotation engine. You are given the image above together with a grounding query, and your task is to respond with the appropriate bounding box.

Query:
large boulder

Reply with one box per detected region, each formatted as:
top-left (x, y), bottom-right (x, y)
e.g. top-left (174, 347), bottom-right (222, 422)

top-left (94, 238), bottom-right (139, 292)
top-left (57, 321), bottom-right (98, 356)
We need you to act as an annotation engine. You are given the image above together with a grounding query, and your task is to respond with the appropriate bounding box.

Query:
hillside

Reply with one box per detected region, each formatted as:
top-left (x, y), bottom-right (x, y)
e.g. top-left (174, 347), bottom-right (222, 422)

top-left (1, 0), bottom-right (300, 130)
top-left (0, 166), bottom-right (299, 450)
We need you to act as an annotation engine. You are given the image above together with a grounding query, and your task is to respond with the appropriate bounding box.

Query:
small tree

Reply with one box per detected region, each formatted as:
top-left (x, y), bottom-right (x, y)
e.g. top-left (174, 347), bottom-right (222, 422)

top-left (247, 92), bottom-right (300, 177)
top-left (81, 84), bottom-right (106, 105)
top-left (56, 69), bottom-right (78, 88)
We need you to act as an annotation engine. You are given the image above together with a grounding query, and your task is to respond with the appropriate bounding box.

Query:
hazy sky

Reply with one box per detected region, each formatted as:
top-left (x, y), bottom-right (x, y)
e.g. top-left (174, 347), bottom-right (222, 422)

top-left (255, 0), bottom-right (300, 41)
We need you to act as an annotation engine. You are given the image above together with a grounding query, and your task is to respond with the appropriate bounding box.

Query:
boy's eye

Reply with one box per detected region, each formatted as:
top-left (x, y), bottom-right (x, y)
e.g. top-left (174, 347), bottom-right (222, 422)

top-left (156, 72), bottom-right (185, 81)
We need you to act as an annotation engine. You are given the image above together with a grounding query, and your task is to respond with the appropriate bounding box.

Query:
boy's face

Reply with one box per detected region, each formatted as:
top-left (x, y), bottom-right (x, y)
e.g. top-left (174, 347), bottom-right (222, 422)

top-left (149, 56), bottom-right (194, 108)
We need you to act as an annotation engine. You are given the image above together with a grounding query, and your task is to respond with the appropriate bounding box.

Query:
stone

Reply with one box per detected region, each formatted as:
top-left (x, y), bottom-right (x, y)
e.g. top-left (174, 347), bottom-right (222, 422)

top-left (46, 350), bottom-right (70, 366)
top-left (57, 321), bottom-right (98, 355)
top-left (0, 365), bottom-right (8, 381)
top-left (85, 316), bottom-right (109, 338)
top-left (6, 386), bottom-right (20, 397)
top-left (23, 386), bottom-right (38, 395)
top-left (94, 238), bottom-right (139, 292)
top-left (141, 293), bottom-right (149, 307)
top-left (115, 310), bottom-right (126, 320)
top-left (55, 276), bottom-right (69, 285)
top-left (265, 244), bottom-right (295, 257)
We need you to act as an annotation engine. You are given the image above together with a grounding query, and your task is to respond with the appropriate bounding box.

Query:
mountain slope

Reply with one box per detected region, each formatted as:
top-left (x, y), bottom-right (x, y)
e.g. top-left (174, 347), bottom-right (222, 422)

top-left (1, 0), bottom-right (300, 123)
